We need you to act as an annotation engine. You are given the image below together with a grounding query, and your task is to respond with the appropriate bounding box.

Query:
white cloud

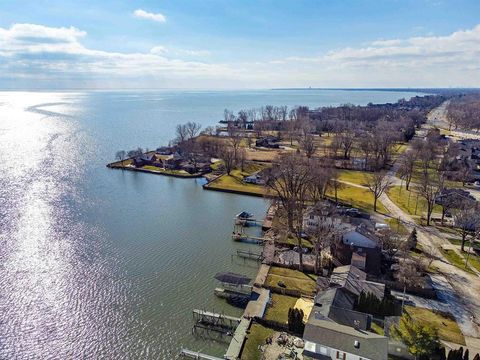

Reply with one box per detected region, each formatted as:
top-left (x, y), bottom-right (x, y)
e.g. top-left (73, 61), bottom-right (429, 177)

top-left (0, 22), bottom-right (479, 89)
top-left (0, 23), bottom-right (236, 89)
top-left (133, 9), bottom-right (166, 23)
top-left (150, 45), bottom-right (168, 55)
top-left (150, 45), bottom-right (210, 57)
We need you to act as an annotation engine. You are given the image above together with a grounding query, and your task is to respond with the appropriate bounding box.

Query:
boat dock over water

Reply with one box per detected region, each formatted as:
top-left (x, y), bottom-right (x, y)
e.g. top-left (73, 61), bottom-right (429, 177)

top-left (178, 349), bottom-right (223, 360)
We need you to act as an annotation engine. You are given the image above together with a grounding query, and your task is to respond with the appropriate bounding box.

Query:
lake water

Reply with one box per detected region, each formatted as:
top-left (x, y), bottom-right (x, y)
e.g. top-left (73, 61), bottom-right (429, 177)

top-left (0, 89), bottom-right (423, 359)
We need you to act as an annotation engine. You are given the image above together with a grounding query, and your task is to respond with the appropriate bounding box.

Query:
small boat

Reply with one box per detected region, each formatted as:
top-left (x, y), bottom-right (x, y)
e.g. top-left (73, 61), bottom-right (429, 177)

top-left (235, 211), bottom-right (254, 225)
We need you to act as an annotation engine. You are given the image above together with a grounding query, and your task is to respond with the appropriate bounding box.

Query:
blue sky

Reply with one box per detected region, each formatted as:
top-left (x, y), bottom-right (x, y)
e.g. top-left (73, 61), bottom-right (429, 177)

top-left (0, 0), bottom-right (479, 89)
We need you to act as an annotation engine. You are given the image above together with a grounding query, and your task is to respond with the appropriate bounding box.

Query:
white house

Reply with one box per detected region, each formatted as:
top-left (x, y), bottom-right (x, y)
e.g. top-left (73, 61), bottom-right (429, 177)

top-left (243, 172), bottom-right (265, 185)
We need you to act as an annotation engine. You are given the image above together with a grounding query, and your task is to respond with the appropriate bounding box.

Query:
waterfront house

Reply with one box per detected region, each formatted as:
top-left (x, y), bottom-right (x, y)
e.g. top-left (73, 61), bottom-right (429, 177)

top-left (330, 265), bottom-right (385, 300)
top-left (333, 230), bottom-right (382, 275)
top-left (156, 146), bottom-right (172, 155)
top-left (133, 153), bottom-right (156, 167)
top-left (163, 152), bottom-right (184, 170)
top-left (303, 315), bottom-right (388, 360)
top-left (243, 171), bottom-right (265, 185)
top-left (255, 136), bottom-right (280, 148)
top-left (302, 203), bottom-right (350, 234)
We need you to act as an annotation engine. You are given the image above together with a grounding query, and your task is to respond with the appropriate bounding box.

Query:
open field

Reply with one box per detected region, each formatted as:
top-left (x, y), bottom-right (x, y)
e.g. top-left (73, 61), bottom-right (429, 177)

top-left (404, 306), bottom-right (466, 345)
top-left (265, 266), bottom-right (318, 296)
top-left (264, 294), bottom-right (298, 324)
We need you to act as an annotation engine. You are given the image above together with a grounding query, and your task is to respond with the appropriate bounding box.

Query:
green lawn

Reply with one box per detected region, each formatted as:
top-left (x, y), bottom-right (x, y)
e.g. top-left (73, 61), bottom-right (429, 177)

top-left (241, 323), bottom-right (275, 360)
top-left (387, 185), bottom-right (441, 217)
top-left (338, 169), bottom-right (373, 186)
top-left (440, 248), bottom-right (474, 274)
top-left (405, 306), bottom-right (466, 345)
top-left (205, 163), bottom-right (269, 195)
top-left (467, 255), bottom-right (480, 273)
top-left (141, 165), bottom-right (197, 177)
top-left (265, 267), bottom-right (318, 296)
top-left (264, 294), bottom-right (298, 324)
top-left (276, 234), bottom-right (313, 249)
top-left (327, 184), bottom-right (389, 214)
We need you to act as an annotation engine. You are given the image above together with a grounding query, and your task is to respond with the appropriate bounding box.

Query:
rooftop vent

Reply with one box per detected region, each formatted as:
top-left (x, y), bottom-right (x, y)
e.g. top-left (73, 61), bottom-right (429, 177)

top-left (354, 340), bottom-right (360, 349)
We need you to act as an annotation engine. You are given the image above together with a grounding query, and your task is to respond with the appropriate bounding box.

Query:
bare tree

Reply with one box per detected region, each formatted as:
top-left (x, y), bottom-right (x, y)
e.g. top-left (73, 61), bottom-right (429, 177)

top-left (309, 159), bottom-right (335, 203)
top-left (227, 124), bottom-right (243, 163)
top-left (329, 169), bottom-right (344, 203)
top-left (452, 200), bottom-right (480, 251)
top-left (417, 170), bottom-right (445, 226)
top-left (394, 260), bottom-right (424, 312)
top-left (175, 124), bottom-right (188, 144)
top-left (186, 122), bottom-right (202, 140)
top-left (377, 228), bottom-right (407, 260)
top-left (365, 171), bottom-right (392, 212)
top-left (265, 153), bottom-right (313, 271)
top-left (115, 150), bottom-right (126, 166)
top-left (300, 134), bottom-right (317, 159)
top-left (127, 147), bottom-right (143, 158)
top-left (306, 203), bottom-right (340, 274)
top-left (398, 150), bottom-right (418, 190)
top-left (421, 244), bottom-right (438, 269)
top-left (336, 122), bottom-right (356, 159)
top-left (218, 144), bottom-right (236, 175)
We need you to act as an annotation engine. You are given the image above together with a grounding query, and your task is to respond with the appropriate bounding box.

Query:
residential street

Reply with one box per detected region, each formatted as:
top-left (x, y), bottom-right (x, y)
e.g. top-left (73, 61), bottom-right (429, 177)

top-left (379, 102), bottom-right (480, 344)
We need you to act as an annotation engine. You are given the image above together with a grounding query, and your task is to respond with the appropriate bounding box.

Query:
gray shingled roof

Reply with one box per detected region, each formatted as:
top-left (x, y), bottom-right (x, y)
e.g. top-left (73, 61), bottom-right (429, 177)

top-left (342, 230), bottom-right (377, 248)
top-left (330, 265), bottom-right (385, 300)
top-left (304, 314), bottom-right (388, 360)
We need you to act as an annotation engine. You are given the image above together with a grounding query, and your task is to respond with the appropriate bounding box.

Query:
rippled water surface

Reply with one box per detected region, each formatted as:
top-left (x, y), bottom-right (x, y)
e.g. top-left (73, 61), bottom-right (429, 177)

top-left (0, 89), bottom-right (422, 358)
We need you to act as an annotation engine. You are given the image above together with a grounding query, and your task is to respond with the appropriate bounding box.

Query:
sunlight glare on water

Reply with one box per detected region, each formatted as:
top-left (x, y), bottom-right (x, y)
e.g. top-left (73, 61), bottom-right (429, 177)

top-left (0, 89), bottom-right (422, 358)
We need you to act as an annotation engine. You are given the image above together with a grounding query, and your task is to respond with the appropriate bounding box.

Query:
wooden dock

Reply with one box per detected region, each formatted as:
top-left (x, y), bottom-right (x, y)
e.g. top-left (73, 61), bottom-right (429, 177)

top-left (236, 249), bottom-right (263, 261)
top-left (179, 349), bottom-right (223, 360)
top-left (232, 233), bottom-right (267, 244)
top-left (192, 309), bottom-right (241, 332)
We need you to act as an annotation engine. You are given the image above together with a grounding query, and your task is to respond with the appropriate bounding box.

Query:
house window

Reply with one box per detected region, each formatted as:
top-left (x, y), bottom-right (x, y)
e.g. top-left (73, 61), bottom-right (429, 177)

top-left (336, 351), bottom-right (346, 360)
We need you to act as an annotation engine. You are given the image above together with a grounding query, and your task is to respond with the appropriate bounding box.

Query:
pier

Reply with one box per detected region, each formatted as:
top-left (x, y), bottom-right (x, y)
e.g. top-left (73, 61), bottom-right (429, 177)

top-left (235, 249), bottom-right (263, 261)
top-left (232, 233), bottom-right (267, 244)
top-left (179, 349), bottom-right (223, 360)
top-left (192, 309), bottom-right (241, 336)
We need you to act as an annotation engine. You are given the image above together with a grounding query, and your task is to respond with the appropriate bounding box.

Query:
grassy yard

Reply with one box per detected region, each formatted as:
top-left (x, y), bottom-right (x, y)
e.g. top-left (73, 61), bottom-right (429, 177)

top-left (265, 266), bottom-right (318, 296)
top-left (338, 169), bottom-right (373, 186)
top-left (264, 294), bottom-right (298, 324)
top-left (387, 185), bottom-right (442, 217)
top-left (141, 165), bottom-right (197, 177)
top-left (276, 234), bottom-right (313, 249)
top-left (327, 184), bottom-right (389, 214)
top-left (404, 306), bottom-right (466, 345)
top-left (241, 323), bottom-right (275, 360)
top-left (205, 163), bottom-right (269, 195)
top-left (440, 248), bottom-right (474, 274)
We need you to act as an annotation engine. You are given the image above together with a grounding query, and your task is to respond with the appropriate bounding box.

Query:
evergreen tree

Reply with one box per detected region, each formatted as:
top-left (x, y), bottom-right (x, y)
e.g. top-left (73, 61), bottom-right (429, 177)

top-left (407, 228), bottom-right (418, 250)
